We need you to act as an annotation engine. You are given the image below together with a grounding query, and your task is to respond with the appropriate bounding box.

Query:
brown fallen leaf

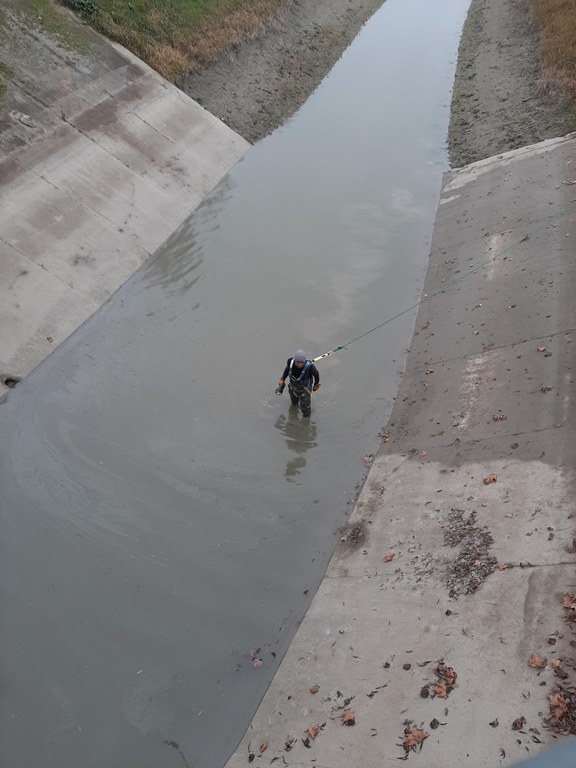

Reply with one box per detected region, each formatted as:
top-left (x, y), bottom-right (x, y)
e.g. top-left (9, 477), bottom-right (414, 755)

top-left (548, 691), bottom-right (567, 722)
top-left (496, 563), bottom-right (508, 571)
top-left (403, 724), bottom-right (429, 753)
top-left (512, 716), bottom-right (526, 731)
top-left (537, 347), bottom-right (546, 352)
top-left (259, 741), bottom-right (269, 754)
top-left (251, 658), bottom-right (263, 668)
top-left (436, 663), bottom-right (457, 686)
top-left (563, 593), bottom-right (576, 611)
top-left (433, 683), bottom-right (447, 698)
top-left (309, 685), bottom-right (320, 694)
top-left (483, 473), bottom-right (497, 485)
top-left (492, 414), bottom-right (507, 421)
top-left (551, 659), bottom-right (562, 669)
top-left (342, 710), bottom-right (356, 726)
top-left (384, 552), bottom-right (395, 562)
top-left (306, 725), bottom-right (319, 740)
top-left (528, 653), bottom-right (547, 669)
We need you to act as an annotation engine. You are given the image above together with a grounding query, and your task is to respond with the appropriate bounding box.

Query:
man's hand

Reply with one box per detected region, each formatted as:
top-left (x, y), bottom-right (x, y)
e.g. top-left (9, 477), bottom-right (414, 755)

top-left (313, 383), bottom-right (320, 392)
top-left (278, 379), bottom-right (285, 387)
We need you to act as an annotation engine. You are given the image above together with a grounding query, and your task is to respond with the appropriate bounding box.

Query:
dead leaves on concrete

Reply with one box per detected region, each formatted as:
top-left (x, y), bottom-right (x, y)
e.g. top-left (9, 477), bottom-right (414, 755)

top-left (341, 710), bottom-right (356, 726)
top-left (546, 685), bottom-right (576, 734)
top-left (400, 721), bottom-right (429, 758)
top-left (528, 652), bottom-right (547, 669)
top-left (563, 593), bottom-right (576, 623)
top-left (420, 662), bottom-right (458, 700)
top-left (444, 509), bottom-right (497, 597)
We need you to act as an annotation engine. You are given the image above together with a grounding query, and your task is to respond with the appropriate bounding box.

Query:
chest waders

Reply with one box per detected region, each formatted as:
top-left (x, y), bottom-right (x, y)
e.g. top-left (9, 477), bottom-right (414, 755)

top-left (288, 360), bottom-right (312, 416)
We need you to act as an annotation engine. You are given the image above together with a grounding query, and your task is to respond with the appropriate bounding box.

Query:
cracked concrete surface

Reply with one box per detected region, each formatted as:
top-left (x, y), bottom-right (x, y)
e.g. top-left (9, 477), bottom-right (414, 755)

top-left (225, 136), bottom-right (576, 766)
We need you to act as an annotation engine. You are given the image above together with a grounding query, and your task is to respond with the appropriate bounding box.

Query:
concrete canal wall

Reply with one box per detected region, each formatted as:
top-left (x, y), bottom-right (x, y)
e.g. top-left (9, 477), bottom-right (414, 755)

top-left (0, 3), bottom-right (249, 393)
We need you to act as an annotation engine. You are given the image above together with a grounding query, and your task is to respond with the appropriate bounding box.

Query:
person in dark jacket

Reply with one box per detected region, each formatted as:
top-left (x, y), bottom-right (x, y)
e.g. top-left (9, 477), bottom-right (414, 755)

top-left (277, 349), bottom-right (320, 417)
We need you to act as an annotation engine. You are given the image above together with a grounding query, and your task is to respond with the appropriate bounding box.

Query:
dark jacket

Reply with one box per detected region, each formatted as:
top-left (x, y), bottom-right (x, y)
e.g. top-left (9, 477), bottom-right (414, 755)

top-left (281, 358), bottom-right (320, 387)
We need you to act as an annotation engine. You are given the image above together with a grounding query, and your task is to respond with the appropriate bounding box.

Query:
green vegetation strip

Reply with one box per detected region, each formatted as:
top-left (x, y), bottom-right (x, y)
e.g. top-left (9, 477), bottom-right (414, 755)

top-left (60, 0), bottom-right (289, 78)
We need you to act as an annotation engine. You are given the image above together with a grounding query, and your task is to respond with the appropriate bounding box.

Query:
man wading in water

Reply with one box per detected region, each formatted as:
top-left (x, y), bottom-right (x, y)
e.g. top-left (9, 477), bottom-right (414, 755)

top-left (276, 350), bottom-right (320, 417)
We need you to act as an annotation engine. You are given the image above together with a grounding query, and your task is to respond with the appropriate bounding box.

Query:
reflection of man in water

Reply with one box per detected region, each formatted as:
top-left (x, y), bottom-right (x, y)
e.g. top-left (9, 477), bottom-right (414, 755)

top-left (274, 411), bottom-right (318, 482)
top-left (277, 350), bottom-right (320, 417)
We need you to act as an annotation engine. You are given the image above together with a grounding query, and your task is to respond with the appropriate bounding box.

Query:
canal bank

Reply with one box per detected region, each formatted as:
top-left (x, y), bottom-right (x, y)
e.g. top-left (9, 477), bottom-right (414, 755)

top-left (226, 132), bottom-right (576, 768)
top-left (0, 0), bottom-right (249, 393)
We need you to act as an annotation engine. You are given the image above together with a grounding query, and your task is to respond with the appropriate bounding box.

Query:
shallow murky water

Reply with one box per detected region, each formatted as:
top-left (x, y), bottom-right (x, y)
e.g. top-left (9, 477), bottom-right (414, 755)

top-left (0, 0), bottom-right (469, 765)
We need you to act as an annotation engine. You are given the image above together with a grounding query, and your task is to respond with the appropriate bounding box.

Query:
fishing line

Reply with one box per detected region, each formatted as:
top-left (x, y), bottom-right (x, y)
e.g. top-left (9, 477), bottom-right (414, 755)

top-left (312, 201), bottom-right (576, 363)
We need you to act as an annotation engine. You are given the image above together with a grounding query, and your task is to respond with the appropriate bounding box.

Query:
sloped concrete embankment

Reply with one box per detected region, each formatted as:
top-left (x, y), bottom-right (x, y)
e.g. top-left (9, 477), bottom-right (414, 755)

top-left (0, 3), bottom-right (249, 393)
top-left (225, 135), bottom-right (576, 767)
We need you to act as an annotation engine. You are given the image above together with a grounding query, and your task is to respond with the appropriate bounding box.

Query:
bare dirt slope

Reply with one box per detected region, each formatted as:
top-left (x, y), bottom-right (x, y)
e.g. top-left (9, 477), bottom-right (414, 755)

top-left (448, 0), bottom-right (574, 167)
top-left (180, 0), bottom-right (384, 143)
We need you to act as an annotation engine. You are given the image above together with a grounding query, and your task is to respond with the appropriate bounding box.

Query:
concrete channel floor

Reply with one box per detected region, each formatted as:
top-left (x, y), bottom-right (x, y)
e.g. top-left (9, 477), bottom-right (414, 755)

top-left (225, 135), bottom-right (576, 767)
top-left (0, 1), bottom-right (249, 391)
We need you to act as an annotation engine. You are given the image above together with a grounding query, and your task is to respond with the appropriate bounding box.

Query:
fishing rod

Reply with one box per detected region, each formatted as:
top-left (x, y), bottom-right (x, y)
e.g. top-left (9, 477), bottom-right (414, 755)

top-left (307, 200), bottom-right (576, 365)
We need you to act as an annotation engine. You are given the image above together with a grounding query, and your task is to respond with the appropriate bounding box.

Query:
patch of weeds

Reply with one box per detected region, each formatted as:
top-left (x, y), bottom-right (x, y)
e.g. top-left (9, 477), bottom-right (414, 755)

top-left (0, 61), bottom-right (14, 79)
top-left (61, 0), bottom-right (99, 19)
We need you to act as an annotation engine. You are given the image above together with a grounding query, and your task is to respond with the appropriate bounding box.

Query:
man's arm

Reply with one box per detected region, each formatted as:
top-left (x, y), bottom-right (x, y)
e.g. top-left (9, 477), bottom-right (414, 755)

top-left (311, 363), bottom-right (320, 390)
top-left (278, 359), bottom-right (291, 387)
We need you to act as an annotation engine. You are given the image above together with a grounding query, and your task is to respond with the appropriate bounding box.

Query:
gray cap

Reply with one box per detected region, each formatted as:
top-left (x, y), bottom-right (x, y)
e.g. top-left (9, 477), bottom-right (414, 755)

top-left (294, 349), bottom-right (306, 362)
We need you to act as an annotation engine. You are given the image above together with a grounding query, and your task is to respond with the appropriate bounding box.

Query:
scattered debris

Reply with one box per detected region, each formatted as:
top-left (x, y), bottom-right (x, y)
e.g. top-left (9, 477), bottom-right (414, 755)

top-left (403, 663), bottom-right (412, 671)
top-left (483, 473), bottom-right (497, 485)
top-left (382, 430), bottom-right (390, 442)
top-left (309, 685), bottom-right (320, 694)
top-left (540, 385), bottom-right (553, 393)
top-left (341, 710), bottom-right (355, 726)
top-left (444, 509), bottom-right (497, 596)
top-left (546, 685), bottom-right (576, 734)
top-left (284, 737), bottom-right (296, 751)
top-left (9, 110), bottom-right (36, 128)
top-left (492, 414), bottom-right (507, 421)
top-left (490, 718), bottom-right (499, 728)
top-left (367, 684), bottom-right (387, 698)
top-left (537, 347), bottom-right (546, 352)
top-left (512, 716), bottom-right (526, 731)
top-left (305, 725), bottom-right (319, 740)
top-left (259, 741), bottom-right (269, 754)
top-left (250, 648), bottom-right (263, 667)
top-left (420, 662), bottom-right (457, 700)
top-left (430, 718), bottom-right (440, 729)
top-left (563, 593), bottom-right (576, 623)
top-left (384, 552), bottom-right (395, 562)
top-left (400, 722), bottom-right (429, 758)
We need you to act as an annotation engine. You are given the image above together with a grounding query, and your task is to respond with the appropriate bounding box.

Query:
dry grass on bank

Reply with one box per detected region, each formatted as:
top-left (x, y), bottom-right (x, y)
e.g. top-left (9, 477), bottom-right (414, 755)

top-left (61, 0), bottom-right (289, 79)
top-left (532, 0), bottom-right (576, 96)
